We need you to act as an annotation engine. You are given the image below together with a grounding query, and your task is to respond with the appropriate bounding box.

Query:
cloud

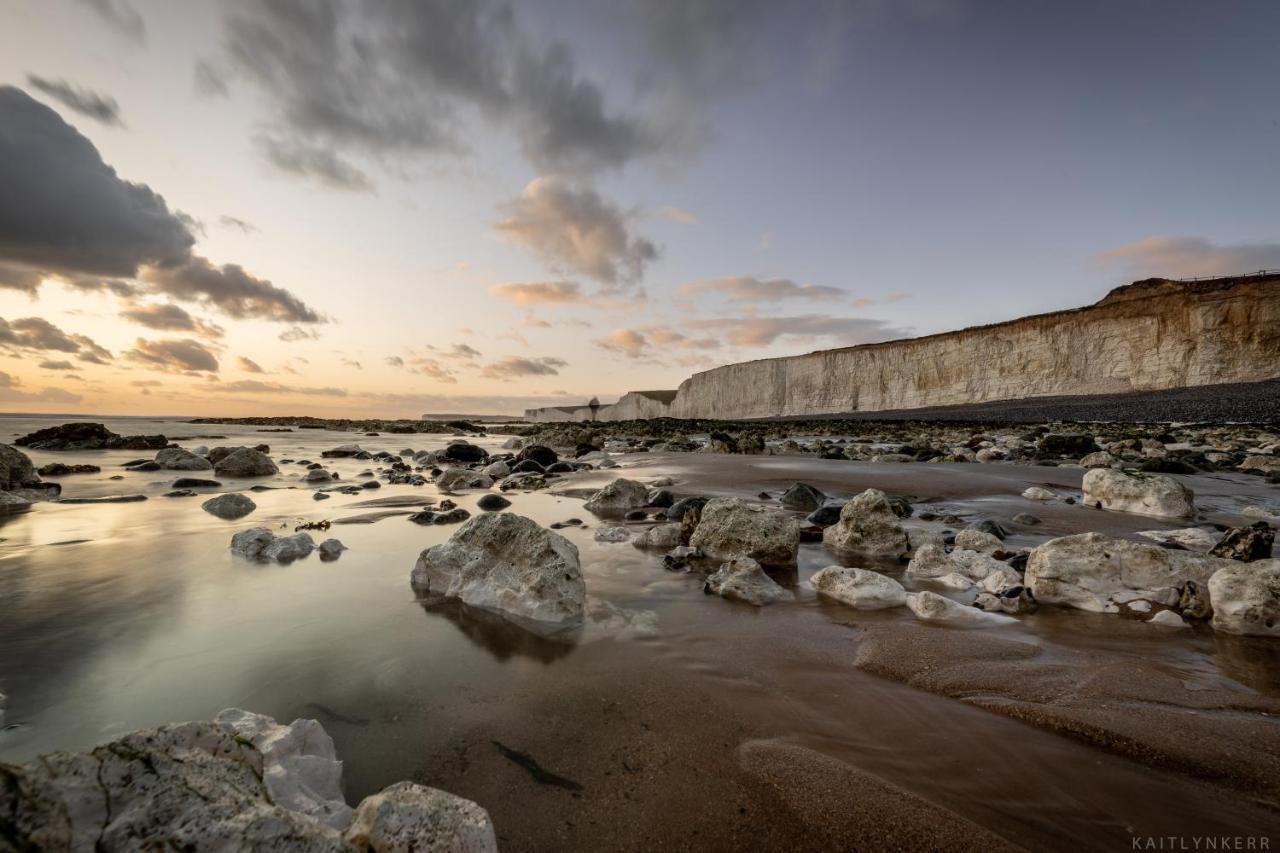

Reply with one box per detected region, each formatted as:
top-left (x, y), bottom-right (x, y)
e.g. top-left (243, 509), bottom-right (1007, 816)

top-left (214, 379), bottom-right (348, 397)
top-left (0, 317), bottom-right (112, 364)
top-left (0, 86), bottom-right (321, 323)
top-left (125, 338), bottom-right (220, 373)
top-left (256, 134), bottom-right (375, 193)
top-left (479, 355), bottom-right (567, 380)
top-left (340, 357), bottom-right (363, 370)
top-left (594, 326), bottom-right (720, 359)
top-left (384, 355), bottom-right (405, 367)
top-left (688, 314), bottom-right (909, 348)
top-left (74, 0), bottom-right (146, 42)
top-left (38, 359), bottom-right (76, 370)
top-left (445, 343), bottom-right (481, 360)
top-left (496, 177), bottom-right (658, 287)
top-left (659, 206), bottom-right (699, 225)
top-left (1094, 236), bottom-right (1280, 280)
top-left (237, 356), bottom-right (265, 373)
top-left (219, 215), bottom-right (258, 234)
top-left (119, 301), bottom-right (225, 338)
top-left (405, 357), bottom-right (457, 384)
top-left (0, 262), bottom-right (44, 294)
top-left (212, 0), bottom-right (663, 185)
top-left (0, 370), bottom-right (83, 404)
top-left (279, 325), bottom-right (320, 343)
top-left (679, 275), bottom-right (845, 303)
top-left (488, 280), bottom-right (585, 306)
top-left (143, 256), bottom-right (323, 323)
top-left (25, 75), bottom-right (123, 126)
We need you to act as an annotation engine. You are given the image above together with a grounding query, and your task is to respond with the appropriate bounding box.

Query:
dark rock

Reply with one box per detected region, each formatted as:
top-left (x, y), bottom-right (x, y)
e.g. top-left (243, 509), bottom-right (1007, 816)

top-left (624, 509), bottom-right (648, 521)
top-left (1209, 522), bottom-right (1274, 562)
top-left (516, 444), bottom-right (559, 468)
top-left (511, 459), bottom-right (546, 475)
top-left (970, 519), bottom-right (1008, 540)
top-left (58, 494), bottom-right (148, 504)
top-left (440, 442), bottom-right (488, 463)
top-left (646, 489), bottom-right (675, 508)
top-left (805, 502), bottom-right (845, 527)
top-left (126, 461), bottom-right (162, 471)
top-left (545, 461), bottom-right (575, 474)
top-left (887, 496), bottom-right (913, 519)
top-left (477, 494), bottom-right (511, 511)
top-left (37, 462), bottom-right (100, 476)
top-left (0, 444), bottom-right (41, 490)
top-left (1036, 433), bottom-right (1100, 459)
top-left (164, 489), bottom-right (197, 497)
top-left (408, 507), bottom-right (472, 525)
top-left (667, 496), bottom-right (708, 523)
top-left (798, 524), bottom-right (824, 543)
top-left (1140, 458), bottom-right (1198, 475)
top-left (1011, 513), bottom-right (1041, 525)
top-left (172, 477), bottom-right (222, 488)
top-left (780, 482), bottom-right (826, 512)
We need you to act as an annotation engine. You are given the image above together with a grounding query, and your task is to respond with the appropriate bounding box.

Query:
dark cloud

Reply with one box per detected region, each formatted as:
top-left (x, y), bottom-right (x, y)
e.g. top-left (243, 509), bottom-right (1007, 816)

top-left (256, 134), bottom-right (375, 193)
top-left (1094, 236), bottom-right (1280, 280)
top-left (74, 0), bottom-right (146, 42)
top-left (425, 342), bottom-right (483, 360)
top-left (125, 338), bottom-right (220, 373)
top-left (0, 85), bottom-right (323, 324)
top-left (25, 75), bottom-right (123, 126)
top-left (213, 0), bottom-right (662, 186)
top-left (119, 302), bottom-right (225, 338)
top-left (144, 257), bottom-right (323, 323)
top-left (479, 355), bottom-right (567, 380)
top-left (193, 60), bottom-right (230, 97)
top-left (38, 360), bottom-right (76, 370)
top-left (384, 355), bottom-right (405, 368)
top-left (237, 356), bottom-right (265, 373)
top-left (0, 262), bottom-right (43, 294)
top-left (279, 325), bottom-right (320, 342)
top-left (0, 317), bottom-right (112, 366)
top-left (496, 177), bottom-right (657, 287)
top-left (218, 215), bottom-right (258, 234)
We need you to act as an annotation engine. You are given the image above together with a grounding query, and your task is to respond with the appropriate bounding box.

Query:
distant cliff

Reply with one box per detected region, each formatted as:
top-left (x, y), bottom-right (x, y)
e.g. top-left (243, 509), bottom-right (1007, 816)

top-left (525, 273), bottom-right (1280, 422)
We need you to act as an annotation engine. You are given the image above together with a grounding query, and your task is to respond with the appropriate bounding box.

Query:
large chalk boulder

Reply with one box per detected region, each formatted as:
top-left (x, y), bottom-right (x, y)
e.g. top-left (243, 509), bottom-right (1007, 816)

top-left (583, 478), bottom-right (650, 514)
top-left (689, 497), bottom-right (800, 566)
top-left (704, 557), bottom-right (793, 605)
top-left (1081, 468), bottom-right (1194, 518)
top-left (1208, 560), bottom-right (1280, 636)
top-left (411, 512), bottom-right (586, 627)
top-left (907, 591), bottom-right (1015, 626)
top-left (809, 566), bottom-right (906, 610)
top-left (822, 489), bottom-right (909, 556)
top-left (214, 448), bottom-right (279, 477)
top-left (343, 781), bottom-right (498, 853)
top-left (1026, 532), bottom-right (1233, 613)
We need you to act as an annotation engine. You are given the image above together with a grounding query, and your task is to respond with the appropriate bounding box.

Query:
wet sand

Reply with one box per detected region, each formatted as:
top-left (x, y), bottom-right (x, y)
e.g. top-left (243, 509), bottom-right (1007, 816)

top-left (2, 416), bottom-right (1279, 850)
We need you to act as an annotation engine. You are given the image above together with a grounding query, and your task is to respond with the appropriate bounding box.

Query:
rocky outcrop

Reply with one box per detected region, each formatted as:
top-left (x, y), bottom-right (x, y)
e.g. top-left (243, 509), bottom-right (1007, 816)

top-left (14, 422), bottom-right (167, 451)
top-left (526, 274), bottom-right (1280, 420)
top-left (0, 709), bottom-right (496, 852)
top-left (411, 513), bottom-right (586, 629)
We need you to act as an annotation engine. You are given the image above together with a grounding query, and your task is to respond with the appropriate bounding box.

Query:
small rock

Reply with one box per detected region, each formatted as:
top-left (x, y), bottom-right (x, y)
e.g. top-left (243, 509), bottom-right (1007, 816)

top-left (201, 493), bottom-right (257, 520)
top-left (704, 557), bottom-right (793, 605)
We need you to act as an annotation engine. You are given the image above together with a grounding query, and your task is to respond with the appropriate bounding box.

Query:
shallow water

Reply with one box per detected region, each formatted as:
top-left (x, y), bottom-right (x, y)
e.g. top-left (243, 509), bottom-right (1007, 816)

top-left (2, 415), bottom-right (1279, 850)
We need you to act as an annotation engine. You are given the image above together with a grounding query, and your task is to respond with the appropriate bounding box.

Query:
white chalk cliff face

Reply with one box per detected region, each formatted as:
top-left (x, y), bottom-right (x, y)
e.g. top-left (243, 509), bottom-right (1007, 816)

top-left (528, 275), bottom-right (1280, 421)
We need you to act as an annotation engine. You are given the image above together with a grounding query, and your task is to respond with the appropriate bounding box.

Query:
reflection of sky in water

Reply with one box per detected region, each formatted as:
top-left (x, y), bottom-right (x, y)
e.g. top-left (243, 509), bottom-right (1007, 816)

top-left (2, 415), bottom-right (1278, 831)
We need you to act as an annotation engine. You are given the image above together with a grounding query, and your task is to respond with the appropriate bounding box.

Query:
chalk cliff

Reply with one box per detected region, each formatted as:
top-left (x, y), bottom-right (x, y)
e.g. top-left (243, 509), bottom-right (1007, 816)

top-left (525, 273), bottom-right (1280, 422)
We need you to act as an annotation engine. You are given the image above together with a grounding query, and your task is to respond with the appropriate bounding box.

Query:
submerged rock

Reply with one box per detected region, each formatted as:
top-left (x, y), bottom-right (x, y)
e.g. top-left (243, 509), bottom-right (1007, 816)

top-left (1081, 468), bottom-right (1194, 518)
top-left (809, 566), bottom-right (906, 610)
top-left (822, 489), bottom-right (909, 556)
top-left (689, 497), bottom-right (800, 566)
top-left (201, 493), bottom-right (257, 520)
top-left (318, 539), bottom-right (348, 560)
top-left (779, 482), bottom-right (826, 511)
top-left (593, 526), bottom-right (633, 543)
top-left (230, 528), bottom-right (315, 562)
top-left (411, 513), bottom-right (585, 628)
top-left (704, 557), bottom-right (793, 605)
top-left (1208, 560), bottom-right (1280, 636)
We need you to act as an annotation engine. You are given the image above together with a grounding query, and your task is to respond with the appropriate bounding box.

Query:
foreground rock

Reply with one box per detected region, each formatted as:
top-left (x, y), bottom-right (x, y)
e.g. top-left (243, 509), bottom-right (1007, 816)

top-left (0, 708), bottom-right (496, 852)
top-left (689, 497), bottom-right (800, 566)
top-left (1081, 468), bottom-right (1194, 518)
top-left (411, 512), bottom-right (586, 629)
top-left (810, 566), bottom-right (906, 610)
top-left (822, 489), bottom-right (909, 556)
top-left (704, 557), bottom-right (793, 605)
top-left (1208, 560), bottom-right (1280, 636)
top-left (1026, 532), bottom-right (1233, 615)
top-left (0, 443), bottom-right (60, 502)
top-left (202, 493), bottom-right (257, 520)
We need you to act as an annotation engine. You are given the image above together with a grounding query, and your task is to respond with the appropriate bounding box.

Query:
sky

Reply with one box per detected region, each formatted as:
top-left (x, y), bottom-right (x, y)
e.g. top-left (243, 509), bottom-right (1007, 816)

top-left (0, 0), bottom-right (1277, 417)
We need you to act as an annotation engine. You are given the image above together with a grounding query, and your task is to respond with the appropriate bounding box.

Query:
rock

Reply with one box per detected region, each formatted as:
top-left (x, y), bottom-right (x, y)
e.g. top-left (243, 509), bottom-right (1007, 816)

top-left (201, 493), bottom-right (257, 520)
top-left (516, 444), bottom-right (559, 468)
top-left (126, 460), bottom-right (162, 471)
top-left (1208, 560), bottom-right (1280, 636)
top-left (822, 489), bottom-right (909, 556)
top-left (704, 557), bottom-right (793, 605)
top-left (408, 508), bottom-right (472, 525)
top-left (1136, 528), bottom-right (1219, 552)
top-left (1081, 468), bottom-right (1194, 518)
top-left (0, 443), bottom-right (40, 490)
top-left (318, 539), bottom-right (347, 560)
top-left (305, 468), bottom-right (334, 483)
top-left (949, 549), bottom-right (1006, 580)
top-left (36, 462), bottom-right (100, 476)
top-left (15, 422), bottom-right (165, 451)
top-left (1079, 450), bottom-right (1118, 468)
top-left (1148, 609), bottom-right (1190, 628)
top-left (779, 482), bottom-right (826, 511)
top-left (411, 513), bottom-right (585, 628)
top-left (214, 448), bottom-right (279, 477)
top-left (1026, 532), bottom-right (1234, 613)
top-left (321, 444), bottom-right (364, 458)
top-left (906, 541), bottom-right (952, 578)
top-left (57, 494), bottom-right (147, 504)
top-left (954, 528), bottom-right (1002, 554)
top-left (511, 459), bottom-right (545, 474)
top-left (690, 497), bottom-right (800, 566)
top-left (1037, 433), bottom-right (1099, 458)
top-left (501, 436), bottom-right (524, 450)
top-left (970, 519), bottom-right (1007, 539)
top-left (906, 591), bottom-right (1016, 626)
top-left (593, 526), bottom-right (633, 543)
top-left (164, 489), bottom-right (197, 498)
top-left (0, 491), bottom-right (33, 512)
top-left (1011, 513), bottom-right (1041, 525)
top-left (933, 572), bottom-right (975, 590)
top-left (343, 781), bottom-right (498, 853)
top-left (980, 569), bottom-right (1023, 595)
top-left (583, 478), bottom-right (650, 514)
top-left (477, 494), bottom-right (511, 511)
top-left (440, 442), bottom-right (488, 463)
top-left (632, 523), bottom-right (682, 549)
top-left (1021, 486), bottom-right (1060, 502)
top-left (1209, 522), bottom-right (1274, 562)
top-left (646, 488), bottom-right (674, 508)
top-left (436, 468), bottom-right (493, 491)
top-left (231, 528), bottom-right (314, 562)
top-left (805, 501), bottom-right (845, 527)
top-left (483, 460), bottom-right (511, 478)
top-left (156, 447), bottom-right (214, 471)
top-left (666, 496), bottom-right (708, 522)
top-left (173, 477), bottom-right (222, 488)
top-left (314, 492), bottom-right (331, 501)
top-left (809, 566), bottom-right (906, 610)
top-left (498, 472), bottom-right (548, 491)
top-left (214, 707), bottom-right (352, 828)
top-left (1240, 454), bottom-right (1280, 475)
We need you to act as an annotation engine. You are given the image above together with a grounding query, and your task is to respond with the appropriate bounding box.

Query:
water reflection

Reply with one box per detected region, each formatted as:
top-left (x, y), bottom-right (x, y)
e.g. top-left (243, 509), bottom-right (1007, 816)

top-left (416, 594), bottom-right (580, 663)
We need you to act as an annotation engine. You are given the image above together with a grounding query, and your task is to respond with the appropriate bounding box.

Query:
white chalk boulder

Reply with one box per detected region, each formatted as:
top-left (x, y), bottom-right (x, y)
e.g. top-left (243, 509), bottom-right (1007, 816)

top-left (704, 557), bottom-right (793, 605)
top-left (1081, 468), bottom-right (1194, 519)
top-left (810, 566), bottom-right (906, 609)
top-left (690, 497), bottom-right (800, 566)
top-left (821, 489), bottom-right (909, 556)
top-left (1208, 560), bottom-right (1280, 637)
